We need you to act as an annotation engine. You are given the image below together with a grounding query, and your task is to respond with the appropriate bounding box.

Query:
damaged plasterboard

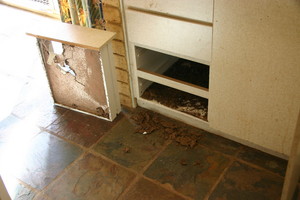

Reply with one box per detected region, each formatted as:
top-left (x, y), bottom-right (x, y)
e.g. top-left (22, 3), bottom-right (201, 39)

top-left (39, 39), bottom-right (110, 119)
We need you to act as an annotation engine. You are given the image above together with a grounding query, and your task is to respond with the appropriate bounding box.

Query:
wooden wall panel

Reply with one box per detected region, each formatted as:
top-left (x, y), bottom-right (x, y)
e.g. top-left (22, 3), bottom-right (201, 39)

top-left (209, 0), bottom-right (300, 156)
top-left (103, 0), bottom-right (133, 107)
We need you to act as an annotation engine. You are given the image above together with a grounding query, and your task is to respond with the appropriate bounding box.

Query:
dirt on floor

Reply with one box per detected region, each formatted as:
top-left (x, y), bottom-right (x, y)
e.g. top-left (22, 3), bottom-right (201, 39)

top-left (141, 83), bottom-right (208, 121)
top-left (131, 110), bottom-right (201, 148)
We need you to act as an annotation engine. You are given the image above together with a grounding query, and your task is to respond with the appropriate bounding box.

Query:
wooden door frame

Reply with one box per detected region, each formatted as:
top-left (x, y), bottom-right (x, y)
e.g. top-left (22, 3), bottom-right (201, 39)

top-left (281, 108), bottom-right (300, 200)
top-left (0, 175), bottom-right (10, 200)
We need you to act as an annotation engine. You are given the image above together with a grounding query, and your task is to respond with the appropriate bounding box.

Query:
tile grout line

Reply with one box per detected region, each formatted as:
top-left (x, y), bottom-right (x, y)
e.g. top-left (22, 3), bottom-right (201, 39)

top-left (34, 152), bottom-right (87, 198)
top-left (27, 110), bottom-right (289, 182)
top-left (10, 113), bottom-right (24, 120)
top-left (11, 106), bottom-right (285, 199)
top-left (33, 192), bottom-right (52, 200)
top-left (14, 177), bottom-right (41, 195)
top-left (235, 158), bottom-right (286, 179)
top-left (88, 139), bottom-right (192, 200)
top-left (87, 149), bottom-right (139, 175)
top-left (88, 116), bottom-right (125, 150)
top-left (88, 133), bottom-right (252, 200)
top-left (142, 175), bottom-right (193, 200)
top-left (17, 124), bottom-right (285, 199)
top-left (203, 158), bottom-right (235, 200)
top-left (141, 134), bottom-right (193, 199)
top-left (234, 145), bottom-right (285, 178)
top-left (41, 110), bottom-right (124, 152)
top-left (42, 109), bottom-right (70, 131)
top-left (141, 139), bottom-right (172, 174)
top-left (117, 139), bottom-right (174, 200)
top-left (2, 110), bottom-right (73, 199)
top-left (31, 114), bottom-right (127, 199)
top-left (197, 143), bottom-right (286, 179)
top-left (40, 127), bottom-right (90, 151)
top-left (116, 175), bottom-right (141, 199)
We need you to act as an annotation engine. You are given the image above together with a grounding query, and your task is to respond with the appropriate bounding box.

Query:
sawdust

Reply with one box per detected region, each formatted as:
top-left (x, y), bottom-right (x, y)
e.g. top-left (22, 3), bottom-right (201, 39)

top-left (193, 160), bottom-right (202, 166)
top-left (180, 159), bottom-right (188, 166)
top-left (123, 147), bottom-right (131, 153)
top-left (141, 83), bottom-right (208, 121)
top-left (131, 110), bottom-right (201, 148)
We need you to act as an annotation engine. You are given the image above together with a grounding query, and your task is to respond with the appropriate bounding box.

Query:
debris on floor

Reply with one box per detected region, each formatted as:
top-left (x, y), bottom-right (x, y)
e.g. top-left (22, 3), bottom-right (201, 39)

top-left (131, 110), bottom-right (201, 148)
top-left (123, 147), bottom-right (131, 153)
top-left (141, 83), bottom-right (208, 121)
top-left (180, 159), bottom-right (188, 166)
top-left (193, 160), bottom-right (202, 166)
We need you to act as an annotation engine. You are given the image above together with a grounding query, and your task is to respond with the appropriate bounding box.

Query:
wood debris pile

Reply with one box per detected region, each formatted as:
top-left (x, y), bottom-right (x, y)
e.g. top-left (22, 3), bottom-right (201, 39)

top-left (131, 111), bottom-right (201, 148)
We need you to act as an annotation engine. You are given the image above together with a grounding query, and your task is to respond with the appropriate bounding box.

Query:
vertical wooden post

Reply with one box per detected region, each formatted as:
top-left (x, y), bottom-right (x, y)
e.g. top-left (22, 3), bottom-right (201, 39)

top-left (282, 108), bottom-right (300, 200)
top-left (0, 175), bottom-right (10, 200)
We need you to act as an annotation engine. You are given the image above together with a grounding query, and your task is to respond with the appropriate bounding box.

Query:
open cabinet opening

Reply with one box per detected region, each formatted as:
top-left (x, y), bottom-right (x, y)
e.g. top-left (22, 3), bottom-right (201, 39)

top-left (135, 46), bottom-right (209, 122)
top-left (141, 80), bottom-right (208, 121)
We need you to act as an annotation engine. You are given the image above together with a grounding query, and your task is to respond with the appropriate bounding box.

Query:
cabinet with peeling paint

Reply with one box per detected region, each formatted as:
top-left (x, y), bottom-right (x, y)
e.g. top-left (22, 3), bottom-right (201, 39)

top-left (27, 21), bottom-right (121, 121)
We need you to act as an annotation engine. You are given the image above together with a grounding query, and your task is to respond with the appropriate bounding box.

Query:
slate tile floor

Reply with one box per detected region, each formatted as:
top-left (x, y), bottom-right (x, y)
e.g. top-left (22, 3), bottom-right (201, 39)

top-left (0, 4), bottom-right (297, 200)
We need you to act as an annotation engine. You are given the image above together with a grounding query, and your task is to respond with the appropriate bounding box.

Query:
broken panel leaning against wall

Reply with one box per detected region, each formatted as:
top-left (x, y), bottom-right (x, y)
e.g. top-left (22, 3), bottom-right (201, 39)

top-left (58, 0), bottom-right (133, 107)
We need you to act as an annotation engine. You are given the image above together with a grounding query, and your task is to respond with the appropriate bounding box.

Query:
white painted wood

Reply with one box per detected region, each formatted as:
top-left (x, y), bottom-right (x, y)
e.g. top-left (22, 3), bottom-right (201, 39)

top-left (127, 43), bottom-right (140, 100)
top-left (135, 45), bottom-right (178, 95)
top-left (137, 97), bottom-right (209, 125)
top-left (123, 0), bottom-right (294, 160)
top-left (0, 175), bottom-right (10, 200)
top-left (134, 43), bottom-right (210, 66)
top-left (31, 22), bottom-right (120, 121)
top-left (137, 97), bottom-right (288, 160)
top-left (27, 20), bottom-right (115, 51)
top-left (124, 0), bottom-right (213, 23)
top-left (138, 57), bottom-right (177, 96)
top-left (137, 70), bottom-right (209, 99)
top-left (125, 9), bottom-right (212, 64)
top-left (135, 46), bottom-right (178, 73)
top-left (100, 43), bottom-right (121, 120)
top-left (54, 103), bottom-right (112, 121)
top-left (210, 0), bottom-right (300, 155)
top-left (281, 109), bottom-right (300, 200)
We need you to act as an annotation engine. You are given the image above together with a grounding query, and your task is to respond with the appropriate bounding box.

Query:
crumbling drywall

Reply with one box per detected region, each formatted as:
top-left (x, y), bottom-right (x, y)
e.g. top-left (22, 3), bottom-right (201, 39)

top-left (39, 39), bottom-right (109, 118)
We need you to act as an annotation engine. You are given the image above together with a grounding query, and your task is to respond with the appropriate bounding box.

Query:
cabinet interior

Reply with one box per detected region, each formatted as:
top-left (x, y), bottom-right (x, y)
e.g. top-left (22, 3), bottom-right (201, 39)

top-left (135, 46), bottom-right (209, 121)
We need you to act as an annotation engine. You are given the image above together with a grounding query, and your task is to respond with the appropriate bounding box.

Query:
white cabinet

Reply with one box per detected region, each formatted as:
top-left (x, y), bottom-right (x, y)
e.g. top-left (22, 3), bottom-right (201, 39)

top-left (209, 0), bottom-right (300, 157)
top-left (123, 0), bottom-right (212, 127)
top-left (125, 0), bottom-right (213, 23)
top-left (126, 9), bottom-right (212, 65)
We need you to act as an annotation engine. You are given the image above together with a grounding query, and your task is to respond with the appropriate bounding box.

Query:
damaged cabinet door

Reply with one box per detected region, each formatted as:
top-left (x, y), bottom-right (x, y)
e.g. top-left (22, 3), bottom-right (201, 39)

top-left (27, 21), bottom-right (121, 121)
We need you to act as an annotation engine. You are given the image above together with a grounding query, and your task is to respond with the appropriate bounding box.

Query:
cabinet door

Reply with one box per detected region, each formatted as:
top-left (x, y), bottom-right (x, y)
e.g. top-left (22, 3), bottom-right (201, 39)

top-left (124, 0), bottom-right (213, 23)
top-left (125, 9), bottom-right (212, 64)
top-left (209, 0), bottom-right (300, 155)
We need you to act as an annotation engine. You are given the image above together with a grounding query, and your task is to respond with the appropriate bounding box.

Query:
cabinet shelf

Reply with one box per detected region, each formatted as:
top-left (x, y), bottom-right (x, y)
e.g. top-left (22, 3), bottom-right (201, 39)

top-left (134, 46), bottom-right (209, 121)
top-left (135, 46), bottom-right (209, 99)
top-left (137, 68), bottom-right (209, 99)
